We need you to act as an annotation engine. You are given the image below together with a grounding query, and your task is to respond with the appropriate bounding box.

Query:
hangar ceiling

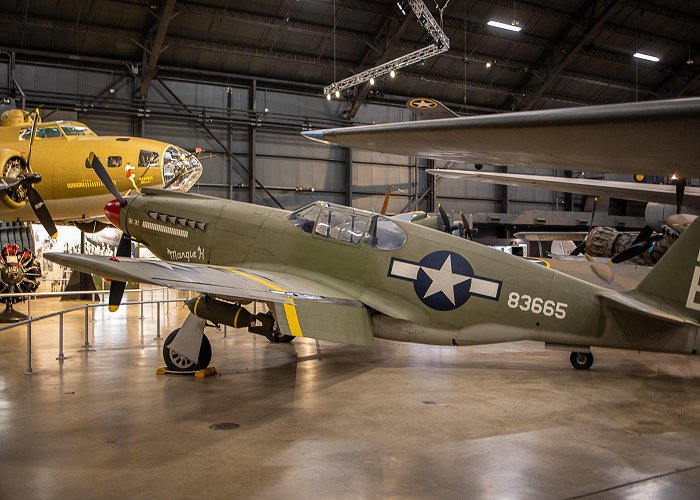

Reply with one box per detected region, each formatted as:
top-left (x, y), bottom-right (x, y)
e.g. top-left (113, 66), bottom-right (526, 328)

top-left (2, 0), bottom-right (699, 120)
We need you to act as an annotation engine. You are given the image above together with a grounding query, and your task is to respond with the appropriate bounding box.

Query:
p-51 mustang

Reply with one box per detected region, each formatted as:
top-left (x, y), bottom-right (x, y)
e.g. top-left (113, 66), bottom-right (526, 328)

top-left (47, 166), bottom-right (700, 372)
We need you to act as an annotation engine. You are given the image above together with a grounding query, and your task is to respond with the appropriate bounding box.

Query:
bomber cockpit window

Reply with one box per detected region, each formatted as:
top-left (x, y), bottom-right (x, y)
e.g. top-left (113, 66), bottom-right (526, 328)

top-left (20, 126), bottom-right (63, 140)
top-left (60, 125), bottom-right (94, 136)
top-left (139, 150), bottom-right (159, 168)
top-left (363, 216), bottom-right (407, 250)
top-left (288, 204), bottom-right (321, 234)
top-left (36, 126), bottom-right (63, 139)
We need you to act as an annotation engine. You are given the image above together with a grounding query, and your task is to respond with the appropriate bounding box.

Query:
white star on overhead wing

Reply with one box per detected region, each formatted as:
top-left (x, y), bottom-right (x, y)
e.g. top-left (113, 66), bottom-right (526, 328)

top-left (422, 255), bottom-right (470, 305)
top-left (413, 99), bottom-right (435, 108)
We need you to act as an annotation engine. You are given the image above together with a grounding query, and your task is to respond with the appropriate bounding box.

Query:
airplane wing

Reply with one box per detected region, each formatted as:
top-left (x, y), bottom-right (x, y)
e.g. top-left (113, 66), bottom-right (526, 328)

top-left (514, 231), bottom-right (587, 242)
top-left (303, 97), bottom-right (700, 177)
top-left (426, 169), bottom-right (700, 209)
top-left (45, 253), bottom-right (376, 346)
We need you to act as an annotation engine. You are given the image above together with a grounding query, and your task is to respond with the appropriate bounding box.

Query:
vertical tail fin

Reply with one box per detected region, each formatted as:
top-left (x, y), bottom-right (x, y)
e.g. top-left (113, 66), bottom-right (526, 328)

top-left (635, 216), bottom-right (700, 316)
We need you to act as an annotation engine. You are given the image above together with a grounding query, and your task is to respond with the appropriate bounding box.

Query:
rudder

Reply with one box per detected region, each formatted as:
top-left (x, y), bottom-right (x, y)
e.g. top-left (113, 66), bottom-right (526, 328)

top-left (635, 216), bottom-right (700, 316)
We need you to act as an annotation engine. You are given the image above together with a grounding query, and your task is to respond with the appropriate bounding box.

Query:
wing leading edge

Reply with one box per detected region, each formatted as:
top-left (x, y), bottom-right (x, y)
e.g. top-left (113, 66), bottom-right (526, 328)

top-left (427, 169), bottom-right (700, 209)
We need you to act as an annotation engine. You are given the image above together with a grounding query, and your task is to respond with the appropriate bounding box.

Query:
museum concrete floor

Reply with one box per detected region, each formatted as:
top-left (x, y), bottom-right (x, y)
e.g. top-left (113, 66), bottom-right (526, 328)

top-left (1, 290), bottom-right (699, 499)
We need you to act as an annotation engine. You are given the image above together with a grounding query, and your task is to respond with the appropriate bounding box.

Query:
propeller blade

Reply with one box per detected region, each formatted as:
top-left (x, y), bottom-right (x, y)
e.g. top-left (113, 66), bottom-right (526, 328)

top-left (380, 185), bottom-right (392, 215)
top-left (89, 152), bottom-right (126, 206)
top-left (26, 185), bottom-right (57, 239)
top-left (0, 176), bottom-right (24, 192)
top-left (589, 196), bottom-right (598, 233)
top-left (108, 280), bottom-right (127, 312)
top-left (611, 243), bottom-right (649, 263)
top-left (116, 232), bottom-right (132, 257)
top-left (437, 204), bottom-right (451, 233)
top-left (108, 233), bottom-right (133, 312)
top-left (461, 212), bottom-right (477, 240)
top-left (632, 225), bottom-right (653, 245)
top-left (675, 177), bottom-right (686, 214)
top-left (570, 241), bottom-right (586, 256)
top-left (25, 108), bottom-right (40, 171)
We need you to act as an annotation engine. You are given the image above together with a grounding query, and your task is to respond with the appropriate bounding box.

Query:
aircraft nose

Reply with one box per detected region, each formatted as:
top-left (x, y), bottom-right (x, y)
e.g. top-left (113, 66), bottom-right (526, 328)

top-left (104, 198), bottom-right (122, 229)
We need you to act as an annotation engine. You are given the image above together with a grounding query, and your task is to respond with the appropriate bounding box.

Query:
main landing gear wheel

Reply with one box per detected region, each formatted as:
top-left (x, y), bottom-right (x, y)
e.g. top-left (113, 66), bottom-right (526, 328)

top-left (163, 328), bottom-right (212, 372)
top-left (570, 351), bottom-right (594, 370)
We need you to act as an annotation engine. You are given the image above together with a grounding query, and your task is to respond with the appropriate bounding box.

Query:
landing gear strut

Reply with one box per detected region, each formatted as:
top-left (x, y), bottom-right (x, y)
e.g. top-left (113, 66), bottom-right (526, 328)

top-left (570, 351), bottom-right (594, 370)
top-left (249, 312), bottom-right (294, 343)
top-left (163, 328), bottom-right (212, 372)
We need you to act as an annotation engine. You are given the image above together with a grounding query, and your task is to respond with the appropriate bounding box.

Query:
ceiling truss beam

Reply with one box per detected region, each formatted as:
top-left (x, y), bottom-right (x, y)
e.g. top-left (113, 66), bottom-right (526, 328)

top-left (139, 0), bottom-right (177, 98)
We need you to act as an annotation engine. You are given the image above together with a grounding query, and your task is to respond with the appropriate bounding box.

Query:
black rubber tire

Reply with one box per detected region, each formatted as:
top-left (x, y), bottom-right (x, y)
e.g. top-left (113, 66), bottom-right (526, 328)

top-left (265, 332), bottom-right (295, 343)
top-left (570, 351), bottom-right (594, 370)
top-left (163, 328), bottom-right (212, 372)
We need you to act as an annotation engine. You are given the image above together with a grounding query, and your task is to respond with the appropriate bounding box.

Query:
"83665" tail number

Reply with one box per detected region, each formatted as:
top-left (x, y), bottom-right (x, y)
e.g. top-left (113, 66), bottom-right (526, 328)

top-left (507, 292), bottom-right (567, 319)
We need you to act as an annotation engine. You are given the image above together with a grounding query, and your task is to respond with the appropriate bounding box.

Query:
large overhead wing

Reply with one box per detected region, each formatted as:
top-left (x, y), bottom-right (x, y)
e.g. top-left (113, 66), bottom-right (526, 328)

top-left (303, 97), bottom-right (700, 178)
top-left (426, 169), bottom-right (700, 209)
top-left (45, 253), bottom-right (375, 346)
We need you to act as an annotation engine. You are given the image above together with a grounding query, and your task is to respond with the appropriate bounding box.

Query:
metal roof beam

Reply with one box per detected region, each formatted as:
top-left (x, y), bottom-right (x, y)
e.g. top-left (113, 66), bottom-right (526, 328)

top-left (139, 0), bottom-right (177, 98)
top-left (520, 0), bottom-right (622, 110)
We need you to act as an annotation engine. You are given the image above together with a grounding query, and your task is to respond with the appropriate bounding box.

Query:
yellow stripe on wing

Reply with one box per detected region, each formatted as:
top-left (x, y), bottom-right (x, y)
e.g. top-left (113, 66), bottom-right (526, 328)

top-left (283, 303), bottom-right (303, 337)
top-left (228, 268), bottom-right (304, 337)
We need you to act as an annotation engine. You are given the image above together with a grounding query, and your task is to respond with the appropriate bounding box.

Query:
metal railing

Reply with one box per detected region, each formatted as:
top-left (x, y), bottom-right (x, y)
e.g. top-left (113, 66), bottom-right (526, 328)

top-left (0, 287), bottom-right (190, 375)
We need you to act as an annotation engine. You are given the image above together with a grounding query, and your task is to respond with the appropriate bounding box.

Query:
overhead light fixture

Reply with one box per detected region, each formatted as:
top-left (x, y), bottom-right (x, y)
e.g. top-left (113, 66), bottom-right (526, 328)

top-left (390, 70), bottom-right (396, 78)
top-left (633, 52), bottom-right (660, 62)
top-left (487, 20), bottom-right (522, 32)
top-left (369, 77), bottom-right (375, 85)
top-left (485, 61), bottom-right (492, 68)
top-left (335, 90), bottom-right (340, 98)
top-left (326, 93), bottom-right (331, 100)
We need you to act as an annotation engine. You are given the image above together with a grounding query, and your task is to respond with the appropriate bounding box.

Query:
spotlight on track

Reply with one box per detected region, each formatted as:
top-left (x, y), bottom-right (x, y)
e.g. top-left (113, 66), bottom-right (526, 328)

top-left (390, 70), bottom-right (396, 78)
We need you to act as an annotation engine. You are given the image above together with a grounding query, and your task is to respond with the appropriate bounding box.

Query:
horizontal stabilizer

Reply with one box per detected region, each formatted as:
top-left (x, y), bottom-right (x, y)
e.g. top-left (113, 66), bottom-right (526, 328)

top-left (601, 293), bottom-right (699, 327)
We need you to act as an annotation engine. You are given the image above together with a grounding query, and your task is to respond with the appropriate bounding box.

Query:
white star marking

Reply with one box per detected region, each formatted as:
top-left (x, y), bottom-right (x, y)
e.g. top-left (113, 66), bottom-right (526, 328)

top-left (421, 255), bottom-right (470, 305)
top-left (412, 99), bottom-right (436, 108)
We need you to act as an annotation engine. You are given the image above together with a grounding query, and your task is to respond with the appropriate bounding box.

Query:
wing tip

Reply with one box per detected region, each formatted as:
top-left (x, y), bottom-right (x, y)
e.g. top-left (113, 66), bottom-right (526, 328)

top-left (301, 130), bottom-right (329, 144)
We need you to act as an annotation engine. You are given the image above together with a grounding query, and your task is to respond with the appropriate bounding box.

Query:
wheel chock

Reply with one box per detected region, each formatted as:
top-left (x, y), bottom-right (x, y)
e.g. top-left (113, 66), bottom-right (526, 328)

top-left (195, 367), bottom-right (217, 378)
top-left (156, 366), bottom-right (217, 377)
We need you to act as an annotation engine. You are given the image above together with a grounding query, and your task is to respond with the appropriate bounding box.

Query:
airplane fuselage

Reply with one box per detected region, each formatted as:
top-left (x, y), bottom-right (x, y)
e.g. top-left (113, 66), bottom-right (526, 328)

top-left (121, 191), bottom-right (700, 356)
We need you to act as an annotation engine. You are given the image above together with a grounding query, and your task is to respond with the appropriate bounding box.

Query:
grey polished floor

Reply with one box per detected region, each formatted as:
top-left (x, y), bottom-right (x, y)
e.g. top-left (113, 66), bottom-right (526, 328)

top-left (1, 292), bottom-right (699, 499)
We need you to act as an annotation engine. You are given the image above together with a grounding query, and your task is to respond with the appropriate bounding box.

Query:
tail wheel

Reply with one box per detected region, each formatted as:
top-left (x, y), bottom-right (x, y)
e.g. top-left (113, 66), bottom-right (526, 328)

top-left (570, 351), bottom-right (594, 370)
top-left (163, 328), bottom-right (212, 372)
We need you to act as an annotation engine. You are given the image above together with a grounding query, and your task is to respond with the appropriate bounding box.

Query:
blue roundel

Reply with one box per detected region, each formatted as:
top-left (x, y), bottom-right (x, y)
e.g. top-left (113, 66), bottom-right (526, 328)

top-left (414, 251), bottom-right (474, 311)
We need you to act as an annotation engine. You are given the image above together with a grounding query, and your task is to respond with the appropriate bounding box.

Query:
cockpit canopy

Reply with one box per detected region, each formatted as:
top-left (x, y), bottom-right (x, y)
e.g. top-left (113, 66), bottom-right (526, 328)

top-left (289, 202), bottom-right (407, 250)
top-left (19, 121), bottom-right (96, 140)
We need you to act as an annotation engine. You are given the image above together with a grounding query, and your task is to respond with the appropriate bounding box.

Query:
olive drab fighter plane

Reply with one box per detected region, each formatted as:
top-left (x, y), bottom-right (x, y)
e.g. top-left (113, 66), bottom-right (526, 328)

top-left (0, 108), bottom-right (203, 235)
top-left (45, 156), bottom-right (700, 372)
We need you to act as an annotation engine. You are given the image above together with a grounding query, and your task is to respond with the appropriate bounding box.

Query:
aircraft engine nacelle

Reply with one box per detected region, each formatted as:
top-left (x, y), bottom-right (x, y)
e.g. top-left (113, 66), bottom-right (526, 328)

top-left (0, 148), bottom-right (29, 210)
top-left (185, 295), bottom-right (253, 329)
top-left (645, 203), bottom-right (700, 231)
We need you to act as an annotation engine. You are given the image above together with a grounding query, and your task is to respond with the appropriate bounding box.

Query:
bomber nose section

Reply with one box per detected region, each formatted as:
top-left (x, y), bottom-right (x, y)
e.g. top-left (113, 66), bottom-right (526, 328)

top-left (104, 198), bottom-right (122, 229)
top-left (162, 145), bottom-right (203, 192)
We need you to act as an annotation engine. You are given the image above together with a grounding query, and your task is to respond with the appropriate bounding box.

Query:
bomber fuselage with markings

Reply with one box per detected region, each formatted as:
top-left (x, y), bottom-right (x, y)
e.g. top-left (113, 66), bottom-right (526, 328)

top-left (47, 186), bottom-right (700, 372)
